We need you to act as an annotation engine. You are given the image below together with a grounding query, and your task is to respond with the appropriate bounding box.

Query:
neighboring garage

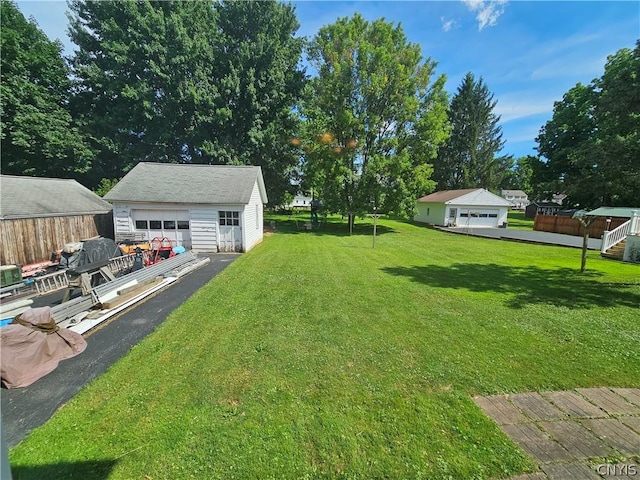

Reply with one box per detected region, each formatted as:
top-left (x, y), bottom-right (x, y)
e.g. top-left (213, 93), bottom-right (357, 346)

top-left (414, 188), bottom-right (511, 228)
top-left (104, 163), bottom-right (268, 253)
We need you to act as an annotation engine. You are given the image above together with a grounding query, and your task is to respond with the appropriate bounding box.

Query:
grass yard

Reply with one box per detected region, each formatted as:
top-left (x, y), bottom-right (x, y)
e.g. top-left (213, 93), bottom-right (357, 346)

top-left (9, 217), bottom-right (640, 479)
top-left (506, 210), bottom-right (534, 230)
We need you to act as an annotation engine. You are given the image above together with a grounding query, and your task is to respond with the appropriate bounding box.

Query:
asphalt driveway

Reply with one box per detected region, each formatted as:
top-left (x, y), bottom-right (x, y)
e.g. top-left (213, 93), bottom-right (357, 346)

top-left (1, 253), bottom-right (239, 448)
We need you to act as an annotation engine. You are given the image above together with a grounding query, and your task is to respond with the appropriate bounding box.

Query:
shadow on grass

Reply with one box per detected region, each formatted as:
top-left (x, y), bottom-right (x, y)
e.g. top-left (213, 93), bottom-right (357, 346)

top-left (270, 218), bottom-right (397, 237)
top-left (382, 263), bottom-right (640, 310)
top-left (11, 459), bottom-right (117, 480)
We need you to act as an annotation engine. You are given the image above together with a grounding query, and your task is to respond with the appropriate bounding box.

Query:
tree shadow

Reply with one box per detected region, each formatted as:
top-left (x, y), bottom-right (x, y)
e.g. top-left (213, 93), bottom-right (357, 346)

top-left (11, 459), bottom-right (117, 480)
top-left (269, 218), bottom-right (397, 237)
top-left (381, 263), bottom-right (640, 310)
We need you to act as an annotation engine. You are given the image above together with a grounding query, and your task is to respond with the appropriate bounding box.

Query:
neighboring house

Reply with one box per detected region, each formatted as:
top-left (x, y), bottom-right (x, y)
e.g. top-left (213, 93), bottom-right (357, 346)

top-left (288, 193), bottom-right (313, 209)
top-left (525, 201), bottom-right (562, 219)
top-left (103, 163), bottom-right (268, 253)
top-left (500, 189), bottom-right (530, 209)
top-left (0, 175), bottom-right (114, 265)
top-left (414, 188), bottom-right (511, 228)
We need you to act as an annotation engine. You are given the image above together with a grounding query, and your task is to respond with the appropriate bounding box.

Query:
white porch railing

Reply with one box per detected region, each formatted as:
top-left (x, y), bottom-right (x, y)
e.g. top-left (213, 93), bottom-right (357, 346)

top-left (601, 210), bottom-right (640, 253)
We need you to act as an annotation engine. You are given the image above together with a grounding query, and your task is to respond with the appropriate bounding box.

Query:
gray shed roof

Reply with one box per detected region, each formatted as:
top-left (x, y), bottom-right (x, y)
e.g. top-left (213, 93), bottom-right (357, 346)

top-left (103, 163), bottom-right (268, 205)
top-left (0, 175), bottom-right (113, 220)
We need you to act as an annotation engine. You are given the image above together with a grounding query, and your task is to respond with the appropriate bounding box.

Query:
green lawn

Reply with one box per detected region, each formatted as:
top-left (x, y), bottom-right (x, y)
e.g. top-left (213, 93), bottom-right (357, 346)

top-left (9, 218), bottom-right (640, 479)
top-left (507, 210), bottom-right (534, 230)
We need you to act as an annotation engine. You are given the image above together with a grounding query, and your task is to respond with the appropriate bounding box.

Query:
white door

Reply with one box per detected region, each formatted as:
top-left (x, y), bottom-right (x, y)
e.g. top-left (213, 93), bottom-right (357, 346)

top-left (218, 211), bottom-right (242, 252)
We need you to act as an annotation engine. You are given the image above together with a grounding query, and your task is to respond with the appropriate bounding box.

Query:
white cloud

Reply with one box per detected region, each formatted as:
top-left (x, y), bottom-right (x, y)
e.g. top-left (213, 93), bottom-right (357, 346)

top-left (494, 95), bottom-right (556, 123)
top-left (441, 17), bottom-right (456, 32)
top-left (461, 0), bottom-right (508, 31)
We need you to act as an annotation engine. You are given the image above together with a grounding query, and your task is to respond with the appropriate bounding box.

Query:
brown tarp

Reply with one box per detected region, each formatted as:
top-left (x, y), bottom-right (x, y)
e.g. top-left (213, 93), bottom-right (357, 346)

top-left (1, 307), bottom-right (87, 388)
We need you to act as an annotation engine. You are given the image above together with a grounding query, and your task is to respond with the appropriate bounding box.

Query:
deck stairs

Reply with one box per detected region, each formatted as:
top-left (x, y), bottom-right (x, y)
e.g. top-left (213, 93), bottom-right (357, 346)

top-left (601, 239), bottom-right (626, 260)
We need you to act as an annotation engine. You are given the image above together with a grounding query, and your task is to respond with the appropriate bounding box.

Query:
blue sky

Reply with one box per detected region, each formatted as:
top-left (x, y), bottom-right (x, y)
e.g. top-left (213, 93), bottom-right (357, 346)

top-left (15, 1), bottom-right (640, 159)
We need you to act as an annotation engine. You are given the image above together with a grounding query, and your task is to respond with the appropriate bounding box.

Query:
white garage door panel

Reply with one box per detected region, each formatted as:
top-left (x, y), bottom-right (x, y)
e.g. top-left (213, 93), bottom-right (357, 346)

top-left (459, 209), bottom-right (499, 227)
top-left (132, 209), bottom-right (191, 248)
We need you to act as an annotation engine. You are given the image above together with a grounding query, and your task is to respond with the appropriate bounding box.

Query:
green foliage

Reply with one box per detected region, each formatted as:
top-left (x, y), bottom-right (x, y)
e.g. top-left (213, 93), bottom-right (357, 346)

top-left (0, 0), bottom-right (92, 177)
top-left (93, 178), bottom-right (119, 197)
top-left (502, 155), bottom-right (535, 194)
top-left (434, 72), bottom-right (511, 191)
top-left (535, 41), bottom-right (640, 208)
top-left (301, 14), bottom-right (447, 223)
top-left (68, 0), bottom-right (305, 201)
top-left (9, 218), bottom-right (639, 478)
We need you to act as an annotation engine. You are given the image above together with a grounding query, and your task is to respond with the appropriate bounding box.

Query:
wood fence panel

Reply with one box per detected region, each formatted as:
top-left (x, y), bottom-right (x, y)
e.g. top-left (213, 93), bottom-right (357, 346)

top-left (0, 212), bottom-right (114, 266)
top-left (533, 214), bottom-right (628, 238)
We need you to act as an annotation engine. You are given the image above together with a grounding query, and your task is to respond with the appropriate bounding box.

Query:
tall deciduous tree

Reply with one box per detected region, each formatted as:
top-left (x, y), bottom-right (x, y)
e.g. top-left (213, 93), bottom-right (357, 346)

top-left (210, 0), bottom-right (306, 205)
top-left (0, 1), bottom-right (92, 177)
top-left (302, 14), bottom-right (448, 226)
top-left (535, 42), bottom-right (640, 208)
top-left (433, 72), bottom-right (510, 191)
top-left (68, 0), bottom-right (305, 203)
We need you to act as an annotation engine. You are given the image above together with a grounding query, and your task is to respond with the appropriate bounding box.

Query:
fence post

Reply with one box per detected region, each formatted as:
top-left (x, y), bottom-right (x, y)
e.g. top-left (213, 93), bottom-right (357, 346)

top-left (631, 210), bottom-right (640, 235)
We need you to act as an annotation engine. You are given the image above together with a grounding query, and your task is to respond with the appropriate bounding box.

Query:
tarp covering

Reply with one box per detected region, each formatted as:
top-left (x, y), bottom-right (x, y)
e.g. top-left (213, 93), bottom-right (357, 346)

top-left (59, 237), bottom-right (123, 270)
top-left (0, 307), bottom-right (87, 388)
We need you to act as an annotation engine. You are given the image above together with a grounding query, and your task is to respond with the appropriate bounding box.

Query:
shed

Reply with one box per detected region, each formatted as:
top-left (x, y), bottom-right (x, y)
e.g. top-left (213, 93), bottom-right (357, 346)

top-left (414, 188), bottom-right (511, 228)
top-left (525, 201), bottom-right (562, 219)
top-left (0, 175), bottom-right (114, 265)
top-left (103, 163), bottom-right (268, 253)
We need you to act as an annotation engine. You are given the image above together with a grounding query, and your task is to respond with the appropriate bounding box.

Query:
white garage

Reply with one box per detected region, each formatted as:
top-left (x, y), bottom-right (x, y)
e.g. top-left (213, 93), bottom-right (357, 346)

top-left (104, 162), bottom-right (268, 253)
top-left (414, 188), bottom-right (510, 228)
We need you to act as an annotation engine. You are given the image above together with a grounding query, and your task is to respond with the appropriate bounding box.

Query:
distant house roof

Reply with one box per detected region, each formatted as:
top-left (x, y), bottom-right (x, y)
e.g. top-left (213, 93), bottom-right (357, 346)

top-left (104, 162), bottom-right (268, 205)
top-left (501, 189), bottom-right (528, 197)
top-left (529, 201), bottom-right (562, 207)
top-left (0, 175), bottom-right (112, 220)
top-left (417, 188), bottom-right (511, 206)
top-left (586, 207), bottom-right (640, 218)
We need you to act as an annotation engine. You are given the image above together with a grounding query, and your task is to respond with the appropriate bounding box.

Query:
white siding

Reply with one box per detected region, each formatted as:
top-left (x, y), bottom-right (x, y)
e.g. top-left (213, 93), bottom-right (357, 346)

top-left (113, 204), bottom-right (132, 235)
top-left (190, 208), bottom-right (218, 252)
top-left (414, 203), bottom-right (447, 226)
top-left (242, 181), bottom-right (264, 252)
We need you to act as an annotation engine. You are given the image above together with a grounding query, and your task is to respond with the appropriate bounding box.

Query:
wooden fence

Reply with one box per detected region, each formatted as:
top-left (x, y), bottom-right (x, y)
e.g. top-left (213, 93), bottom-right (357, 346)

top-left (533, 214), bottom-right (628, 238)
top-left (0, 213), bottom-right (114, 266)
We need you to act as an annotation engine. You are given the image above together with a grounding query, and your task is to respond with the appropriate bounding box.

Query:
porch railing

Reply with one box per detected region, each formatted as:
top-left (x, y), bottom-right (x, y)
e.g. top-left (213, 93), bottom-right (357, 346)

top-left (601, 210), bottom-right (640, 253)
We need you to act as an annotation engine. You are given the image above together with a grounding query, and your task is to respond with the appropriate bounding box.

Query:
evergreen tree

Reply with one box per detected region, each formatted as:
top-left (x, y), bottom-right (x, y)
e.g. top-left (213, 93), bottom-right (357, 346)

top-left (0, 1), bottom-right (92, 178)
top-left (434, 72), bottom-right (510, 191)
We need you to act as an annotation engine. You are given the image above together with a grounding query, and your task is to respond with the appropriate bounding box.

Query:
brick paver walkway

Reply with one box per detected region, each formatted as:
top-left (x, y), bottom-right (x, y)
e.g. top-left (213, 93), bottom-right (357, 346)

top-left (474, 388), bottom-right (640, 480)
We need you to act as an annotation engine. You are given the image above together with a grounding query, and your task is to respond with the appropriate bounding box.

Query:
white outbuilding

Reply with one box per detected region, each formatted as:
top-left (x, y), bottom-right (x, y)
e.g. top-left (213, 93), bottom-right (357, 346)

top-left (104, 162), bottom-right (268, 253)
top-left (414, 188), bottom-right (511, 228)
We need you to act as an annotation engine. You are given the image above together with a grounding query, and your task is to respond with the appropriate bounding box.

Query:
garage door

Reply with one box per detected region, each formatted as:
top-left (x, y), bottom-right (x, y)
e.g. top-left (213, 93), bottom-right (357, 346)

top-left (132, 210), bottom-right (191, 248)
top-left (459, 209), bottom-right (499, 227)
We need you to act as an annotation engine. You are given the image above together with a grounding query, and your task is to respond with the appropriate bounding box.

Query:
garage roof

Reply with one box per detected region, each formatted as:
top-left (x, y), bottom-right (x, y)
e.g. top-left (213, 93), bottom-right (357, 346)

top-left (0, 175), bottom-right (113, 220)
top-left (104, 163), bottom-right (268, 205)
top-left (418, 188), bottom-right (511, 206)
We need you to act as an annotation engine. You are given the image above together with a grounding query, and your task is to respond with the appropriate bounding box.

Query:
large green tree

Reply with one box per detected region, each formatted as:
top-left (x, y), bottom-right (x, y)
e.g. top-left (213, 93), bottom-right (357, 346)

top-left (535, 42), bottom-right (640, 208)
top-left (68, 0), bottom-right (305, 203)
top-left (0, 1), bottom-right (92, 177)
top-left (433, 72), bottom-right (511, 191)
top-left (302, 14), bottom-right (448, 225)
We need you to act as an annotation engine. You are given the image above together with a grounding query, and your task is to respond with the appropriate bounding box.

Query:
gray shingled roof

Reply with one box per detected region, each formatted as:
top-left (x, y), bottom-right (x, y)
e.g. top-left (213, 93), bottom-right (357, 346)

top-left (0, 175), bottom-right (113, 220)
top-left (103, 163), bottom-right (267, 205)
